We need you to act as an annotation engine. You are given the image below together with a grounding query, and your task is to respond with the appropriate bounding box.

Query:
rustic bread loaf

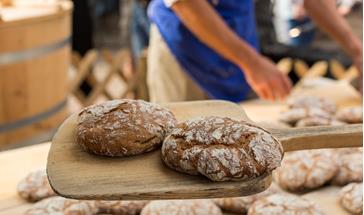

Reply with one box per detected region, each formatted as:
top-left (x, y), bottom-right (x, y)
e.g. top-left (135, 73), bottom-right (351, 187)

top-left (17, 169), bottom-right (55, 202)
top-left (339, 183), bottom-right (363, 215)
top-left (24, 196), bottom-right (97, 215)
top-left (273, 150), bottom-right (338, 191)
top-left (162, 116), bottom-right (283, 181)
top-left (336, 107), bottom-right (363, 124)
top-left (331, 148), bottom-right (363, 185)
top-left (95, 200), bottom-right (149, 215)
top-left (287, 96), bottom-right (336, 114)
top-left (213, 183), bottom-right (282, 214)
top-left (140, 200), bottom-right (222, 215)
top-left (279, 107), bottom-right (331, 125)
top-left (248, 193), bottom-right (324, 215)
top-left (295, 116), bottom-right (345, 127)
top-left (76, 99), bottom-right (177, 157)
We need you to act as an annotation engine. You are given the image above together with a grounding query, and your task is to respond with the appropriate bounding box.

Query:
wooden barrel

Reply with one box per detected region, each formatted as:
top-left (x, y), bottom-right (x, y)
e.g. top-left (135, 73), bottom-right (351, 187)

top-left (0, 1), bottom-right (72, 148)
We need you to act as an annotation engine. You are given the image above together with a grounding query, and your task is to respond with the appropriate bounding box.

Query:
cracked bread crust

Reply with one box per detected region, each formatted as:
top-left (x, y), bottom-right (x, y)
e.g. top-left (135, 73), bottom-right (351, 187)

top-left (95, 200), bottom-right (149, 215)
top-left (331, 149), bottom-right (363, 185)
top-left (287, 96), bottom-right (336, 114)
top-left (213, 183), bottom-right (282, 214)
top-left (339, 183), bottom-right (363, 214)
top-left (162, 117), bottom-right (283, 181)
top-left (248, 194), bottom-right (324, 215)
top-left (140, 200), bottom-right (222, 215)
top-left (279, 108), bottom-right (331, 125)
top-left (24, 197), bottom-right (98, 215)
top-left (273, 150), bottom-right (338, 191)
top-left (336, 107), bottom-right (363, 124)
top-left (17, 169), bottom-right (55, 202)
top-left (295, 116), bottom-right (346, 127)
top-left (76, 99), bottom-right (177, 157)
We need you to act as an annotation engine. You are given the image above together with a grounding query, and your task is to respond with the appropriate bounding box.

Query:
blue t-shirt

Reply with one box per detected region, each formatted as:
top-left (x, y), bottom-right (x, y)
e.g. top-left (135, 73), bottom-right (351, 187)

top-left (148, 0), bottom-right (259, 102)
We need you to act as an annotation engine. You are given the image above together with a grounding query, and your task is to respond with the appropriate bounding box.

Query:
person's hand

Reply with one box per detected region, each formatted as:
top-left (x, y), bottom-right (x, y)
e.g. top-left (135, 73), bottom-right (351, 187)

top-left (244, 56), bottom-right (292, 101)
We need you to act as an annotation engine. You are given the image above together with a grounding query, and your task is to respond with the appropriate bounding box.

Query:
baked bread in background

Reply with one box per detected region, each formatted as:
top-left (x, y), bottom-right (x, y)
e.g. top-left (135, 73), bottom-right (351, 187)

top-left (76, 99), bottom-right (177, 157)
top-left (95, 200), bottom-right (149, 215)
top-left (213, 183), bottom-right (282, 214)
top-left (24, 196), bottom-right (97, 215)
top-left (140, 200), bottom-right (222, 215)
top-left (273, 149), bottom-right (338, 191)
top-left (339, 183), bottom-right (363, 214)
top-left (279, 107), bottom-right (332, 126)
top-left (17, 169), bottom-right (55, 202)
top-left (287, 96), bottom-right (337, 114)
top-left (331, 148), bottom-right (363, 186)
top-left (248, 193), bottom-right (324, 215)
top-left (295, 116), bottom-right (346, 127)
top-left (162, 116), bottom-right (283, 181)
top-left (336, 107), bottom-right (363, 124)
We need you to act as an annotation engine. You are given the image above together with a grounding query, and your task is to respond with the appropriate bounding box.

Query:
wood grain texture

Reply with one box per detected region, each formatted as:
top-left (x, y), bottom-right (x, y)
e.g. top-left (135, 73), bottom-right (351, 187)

top-left (47, 100), bottom-right (271, 200)
top-left (272, 124), bottom-right (362, 152)
top-left (48, 100), bottom-right (362, 200)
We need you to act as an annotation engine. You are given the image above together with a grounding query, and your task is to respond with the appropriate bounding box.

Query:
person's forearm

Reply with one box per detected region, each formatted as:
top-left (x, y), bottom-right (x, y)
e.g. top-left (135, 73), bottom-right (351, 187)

top-left (171, 0), bottom-right (259, 73)
top-left (304, 0), bottom-right (362, 58)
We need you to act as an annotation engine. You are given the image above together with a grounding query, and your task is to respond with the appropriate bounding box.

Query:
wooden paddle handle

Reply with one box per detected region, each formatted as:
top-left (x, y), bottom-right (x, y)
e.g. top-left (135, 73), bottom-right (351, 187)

top-left (271, 124), bottom-right (363, 152)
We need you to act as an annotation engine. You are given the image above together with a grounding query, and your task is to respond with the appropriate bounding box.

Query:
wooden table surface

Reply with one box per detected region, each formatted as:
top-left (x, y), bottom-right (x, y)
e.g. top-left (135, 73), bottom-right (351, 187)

top-left (0, 143), bottom-right (50, 215)
top-left (0, 98), bottom-right (357, 214)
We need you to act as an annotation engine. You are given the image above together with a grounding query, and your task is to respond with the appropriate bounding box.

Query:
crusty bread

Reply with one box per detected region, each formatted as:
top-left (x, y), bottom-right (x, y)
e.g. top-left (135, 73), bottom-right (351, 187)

top-left (24, 197), bottom-right (97, 215)
top-left (17, 169), bottom-right (55, 202)
top-left (76, 99), bottom-right (177, 157)
top-left (162, 116), bottom-right (283, 181)
top-left (248, 193), bottom-right (324, 215)
top-left (273, 149), bottom-right (338, 191)
top-left (295, 116), bottom-right (345, 127)
top-left (140, 200), bottom-right (222, 215)
top-left (95, 200), bottom-right (149, 215)
top-left (336, 107), bottom-right (363, 124)
top-left (213, 183), bottom-right (282, 214)
top-left (287, 96), bottom-right (336, 114)
top-left (279, 107), bottom-right (331, 125)
top-left (339, 183), bottom-right (363, 215)
top-left (331, 148), bottom-right (363, 185)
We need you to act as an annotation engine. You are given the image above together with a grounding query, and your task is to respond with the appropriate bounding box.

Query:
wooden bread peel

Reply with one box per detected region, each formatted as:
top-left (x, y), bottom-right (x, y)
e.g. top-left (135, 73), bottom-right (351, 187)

top-left (47, 100), bottom-right (362, 200)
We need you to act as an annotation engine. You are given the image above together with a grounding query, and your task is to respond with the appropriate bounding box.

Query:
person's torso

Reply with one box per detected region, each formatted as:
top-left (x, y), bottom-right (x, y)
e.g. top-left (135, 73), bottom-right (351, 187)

top-left (148, 0), bottom-right (259, 102)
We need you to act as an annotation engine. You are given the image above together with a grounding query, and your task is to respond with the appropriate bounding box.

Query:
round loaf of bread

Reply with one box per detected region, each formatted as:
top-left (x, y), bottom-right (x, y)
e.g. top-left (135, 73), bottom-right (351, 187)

top-left (95, 200), bottom-right (149, 215)
top-left (331, 149), bottom-right (363, 185)
top-left (76, 99), bottom-right (177, 157)
top-left (17, 169), bottom-right (55, 202)
top-left (339, 183), bottom-right (363, 214)
top-left (273, 150), bottom-right (338, 191)
top-left (162, 117), bottom-right (283, 181)
top-left (140, 200), bottom-right (222, 215)
top-left (248, 194), bottom-right (324, 215)
top-left (213, 183), bottom-right (281, 214)
top-left (336, 107), bottom-right (363, 124)
top-left (287, 96), bottom-right (336, 114)
top-left (24, 197), bottom-right (97, 215)
top-left (279, 108), bottom-right (331, 125)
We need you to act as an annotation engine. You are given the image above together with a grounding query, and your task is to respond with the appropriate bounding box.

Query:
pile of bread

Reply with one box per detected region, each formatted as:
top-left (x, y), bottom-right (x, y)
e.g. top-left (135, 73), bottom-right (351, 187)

top-left (17, 98), bottom-right (362, 215)
top-left (279, 96), bottom-right (362, 127)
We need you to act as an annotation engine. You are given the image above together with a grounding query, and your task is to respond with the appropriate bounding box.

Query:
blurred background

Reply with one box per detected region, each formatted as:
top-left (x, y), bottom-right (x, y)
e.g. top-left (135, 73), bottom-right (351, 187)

top-left (0, 0), bottom-right (362, 150)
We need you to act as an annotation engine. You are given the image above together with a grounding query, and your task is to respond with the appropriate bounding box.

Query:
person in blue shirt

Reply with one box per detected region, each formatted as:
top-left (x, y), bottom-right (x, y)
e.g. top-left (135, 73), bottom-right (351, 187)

top-left (147, 0), bottom-right (362, 102)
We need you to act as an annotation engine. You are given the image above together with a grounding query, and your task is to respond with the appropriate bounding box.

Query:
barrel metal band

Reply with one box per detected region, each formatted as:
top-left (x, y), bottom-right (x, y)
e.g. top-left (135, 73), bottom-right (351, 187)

top-left (0, 36), bottom-right (70, 65)
top-left (0, 99), bottom-right (67, 133)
